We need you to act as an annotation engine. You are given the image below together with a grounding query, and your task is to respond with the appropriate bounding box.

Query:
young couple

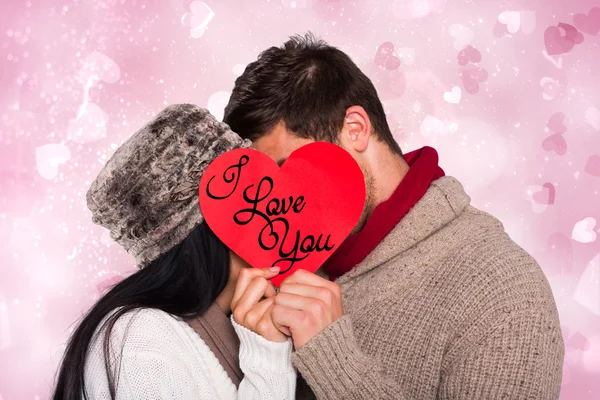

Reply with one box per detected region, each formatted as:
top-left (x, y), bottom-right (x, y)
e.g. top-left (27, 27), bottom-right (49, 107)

top-left (54, 34), bottom-right (564, 399)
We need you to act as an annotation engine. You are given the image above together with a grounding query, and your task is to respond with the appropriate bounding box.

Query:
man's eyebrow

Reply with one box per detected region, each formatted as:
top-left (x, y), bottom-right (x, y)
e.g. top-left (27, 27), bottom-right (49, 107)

top-left (276, 158), bottom-right (287, 167)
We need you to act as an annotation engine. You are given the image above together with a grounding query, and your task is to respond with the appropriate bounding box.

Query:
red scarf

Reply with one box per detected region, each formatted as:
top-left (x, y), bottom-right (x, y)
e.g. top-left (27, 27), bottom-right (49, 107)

top-left (322, 146), bottom-right (445, 281)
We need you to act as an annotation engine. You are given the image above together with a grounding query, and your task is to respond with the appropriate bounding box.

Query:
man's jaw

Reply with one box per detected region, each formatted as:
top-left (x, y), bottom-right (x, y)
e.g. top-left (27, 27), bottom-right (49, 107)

top-left (349, 198), bottom-right (375, 236)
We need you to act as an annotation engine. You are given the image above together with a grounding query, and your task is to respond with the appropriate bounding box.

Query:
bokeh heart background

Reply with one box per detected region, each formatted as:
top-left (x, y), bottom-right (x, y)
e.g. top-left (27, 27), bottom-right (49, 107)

top-left (1, 0), bottom-right (599, 398)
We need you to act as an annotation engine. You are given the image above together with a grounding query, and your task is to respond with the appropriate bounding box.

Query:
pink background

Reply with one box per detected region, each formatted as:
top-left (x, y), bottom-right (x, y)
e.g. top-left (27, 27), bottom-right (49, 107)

top-left (1, 0), bottom-right (599, 398)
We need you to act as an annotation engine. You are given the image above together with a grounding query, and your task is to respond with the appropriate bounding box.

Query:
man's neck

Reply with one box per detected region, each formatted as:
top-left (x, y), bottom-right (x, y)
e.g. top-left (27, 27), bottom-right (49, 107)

top-left (372, 151), bottom-right (410, 206)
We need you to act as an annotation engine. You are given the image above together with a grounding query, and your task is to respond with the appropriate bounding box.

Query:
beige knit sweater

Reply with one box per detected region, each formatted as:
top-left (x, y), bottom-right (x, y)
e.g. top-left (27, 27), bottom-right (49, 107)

top-left (293, 176), bottom-right (564, 399)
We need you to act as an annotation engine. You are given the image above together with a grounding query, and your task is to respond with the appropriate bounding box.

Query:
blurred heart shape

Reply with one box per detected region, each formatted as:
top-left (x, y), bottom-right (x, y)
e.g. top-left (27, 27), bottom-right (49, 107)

top-left (585, 155), bottom-right (600, 177)
top-left (585, 106), bottom-right (600, 130)
top-left (78, 51), bottom-right (120, 85)
top-left (443, 86), bottom-right (462, 104)
top-left (498, 11), bottom-right (521, 34)
top-left (566, 332), bottom-right (591, 351)
top-left (544, 23), bottom-right (584, 55)
top-left (497, 11), bottom-right (536, 34)
top-left (519, 11), bottom-right (536, 34)
top-left (457, 45), bottom-right (481, 66)
top-left (527, 184), bottom-right (554, 213)
top-left (460, 65), bottom-right (488, 94)
top-left (67, 102), bottom-right (107, 144)
top-left (542, 133), bottom-right (567, 155)
top-left (35, 144), bottom-right (71, 180)
top-left (572, 217), bottom-right (597, 244)
top-left (375, 42), bottom-right (402, 70)
top-left (181, 1), bottom-right (214, 38)
top-left (532, 182), bottom-right (556, 205)
top-left (547, 112), bottom-right (567, 134)
top-left (574, 7), bottom-right (600, 36)
top-left (396, 47), bottom-right (415, 66)
top-left (449, 24), bottom-right (474, 50)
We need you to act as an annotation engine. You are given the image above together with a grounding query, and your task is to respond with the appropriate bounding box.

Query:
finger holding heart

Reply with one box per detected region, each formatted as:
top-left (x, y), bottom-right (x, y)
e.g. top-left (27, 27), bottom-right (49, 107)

top-left (243, 297), bottom-right (289, 342)
top-left (279, 271), bottom-right (343, 317)
top-left (231, 267), bottom-right (289, 342)
top-left (231, 266), bottom-right (278, 312)
top-left (271, 269), bottom-right (344, 349)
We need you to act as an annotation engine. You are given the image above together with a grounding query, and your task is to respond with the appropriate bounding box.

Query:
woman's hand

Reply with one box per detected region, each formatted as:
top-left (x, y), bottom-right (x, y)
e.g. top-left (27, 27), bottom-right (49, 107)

top-left (231, 267), bottom-right (289, 343)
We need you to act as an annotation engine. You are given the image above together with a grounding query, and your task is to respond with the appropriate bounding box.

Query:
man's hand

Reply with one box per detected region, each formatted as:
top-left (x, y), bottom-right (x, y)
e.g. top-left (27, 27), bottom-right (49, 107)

top-left (271, 269), bottom-right (343, 349)
top-left (231, 267), bottom-right (290, 342)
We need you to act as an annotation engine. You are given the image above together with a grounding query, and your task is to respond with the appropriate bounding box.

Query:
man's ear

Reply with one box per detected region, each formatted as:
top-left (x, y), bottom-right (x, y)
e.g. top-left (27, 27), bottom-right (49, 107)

top-left (341, 106), bottom-right (372, 153)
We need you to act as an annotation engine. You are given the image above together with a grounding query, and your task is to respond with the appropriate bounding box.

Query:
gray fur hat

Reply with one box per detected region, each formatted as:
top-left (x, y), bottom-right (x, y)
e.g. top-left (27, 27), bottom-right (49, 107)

top-left (87, 103), bottom-right (251, 267)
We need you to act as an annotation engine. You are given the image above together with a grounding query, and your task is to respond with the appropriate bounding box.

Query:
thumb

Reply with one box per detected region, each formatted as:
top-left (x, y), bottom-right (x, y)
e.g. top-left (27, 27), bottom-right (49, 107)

top-left (262, 266), bottom-right (281, 278)
top-left (232, 266), bottom-right (281, 310)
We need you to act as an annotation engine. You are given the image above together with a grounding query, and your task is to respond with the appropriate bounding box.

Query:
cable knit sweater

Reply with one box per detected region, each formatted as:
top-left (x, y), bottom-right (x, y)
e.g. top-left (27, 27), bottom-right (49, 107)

top-left (293, 176), bottom-right (564, 399)
top-left (84, 307), bottom-right (296, 399)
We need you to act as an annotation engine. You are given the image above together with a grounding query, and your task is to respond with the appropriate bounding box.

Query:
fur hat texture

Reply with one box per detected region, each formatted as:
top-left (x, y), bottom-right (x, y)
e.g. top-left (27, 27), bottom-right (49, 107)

top-left (86, 103), bottom-right (251, 267)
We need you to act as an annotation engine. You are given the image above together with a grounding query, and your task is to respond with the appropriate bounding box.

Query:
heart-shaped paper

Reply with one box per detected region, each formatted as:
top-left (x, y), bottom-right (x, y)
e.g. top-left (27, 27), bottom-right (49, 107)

top-left (199, 142), bottom-right (366, 287)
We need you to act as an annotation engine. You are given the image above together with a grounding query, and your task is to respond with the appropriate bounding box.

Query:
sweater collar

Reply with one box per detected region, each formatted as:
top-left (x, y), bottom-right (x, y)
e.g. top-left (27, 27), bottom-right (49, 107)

top-left (333, 176), bottom-right (471, 286)
top-left (322, 146), bottom-right (445, 281)
top-left (187, 302), bottom-right (243, 386)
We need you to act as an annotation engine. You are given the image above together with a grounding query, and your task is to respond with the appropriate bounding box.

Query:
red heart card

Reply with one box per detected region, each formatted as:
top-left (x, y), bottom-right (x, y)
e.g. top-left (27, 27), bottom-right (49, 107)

top-left (199, 142), bottom-right (366, 287)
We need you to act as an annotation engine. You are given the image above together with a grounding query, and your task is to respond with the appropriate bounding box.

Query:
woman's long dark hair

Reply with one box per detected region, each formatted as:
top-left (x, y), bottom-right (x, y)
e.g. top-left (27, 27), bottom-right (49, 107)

top-left (53, 221), bottom-right (230, 400)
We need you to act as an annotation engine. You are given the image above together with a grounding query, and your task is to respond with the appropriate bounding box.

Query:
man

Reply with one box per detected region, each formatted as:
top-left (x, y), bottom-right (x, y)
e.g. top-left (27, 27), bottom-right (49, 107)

top-left (223, 33), bottom-right (564, 399)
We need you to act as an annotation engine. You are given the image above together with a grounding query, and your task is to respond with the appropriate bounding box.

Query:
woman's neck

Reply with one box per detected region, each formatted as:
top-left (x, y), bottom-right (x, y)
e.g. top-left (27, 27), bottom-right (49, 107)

top-left (215, 278), bottom-right (236, 314)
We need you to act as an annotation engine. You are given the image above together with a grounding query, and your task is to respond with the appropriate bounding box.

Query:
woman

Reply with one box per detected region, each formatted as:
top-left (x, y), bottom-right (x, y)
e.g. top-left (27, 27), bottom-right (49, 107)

top-left (53, 104), bottom-right (296, 399)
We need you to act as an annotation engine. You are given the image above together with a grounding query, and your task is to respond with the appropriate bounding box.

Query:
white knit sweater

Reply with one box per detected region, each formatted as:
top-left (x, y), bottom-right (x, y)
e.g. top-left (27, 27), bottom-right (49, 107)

top-left (83, 308), bottom-right (296, 399)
